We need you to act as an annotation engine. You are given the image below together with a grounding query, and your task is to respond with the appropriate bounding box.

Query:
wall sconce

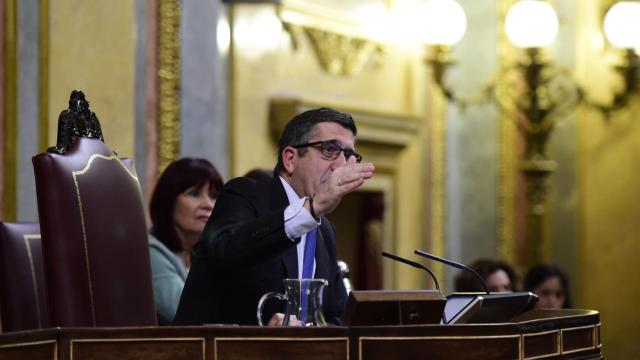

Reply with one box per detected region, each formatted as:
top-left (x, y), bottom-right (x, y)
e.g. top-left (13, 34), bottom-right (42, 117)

top-left (428, 0), bottom-right (639, 109)
top-left (592, 1), bottom-right (640, 113)
top-left (423, 0), bottom-right (467, 101)
top-left (424, 0), bottom-right (640, 265)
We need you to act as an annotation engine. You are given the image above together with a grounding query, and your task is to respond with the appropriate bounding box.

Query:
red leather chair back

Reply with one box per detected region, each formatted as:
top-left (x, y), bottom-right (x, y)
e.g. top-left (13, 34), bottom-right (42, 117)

top-left (0, 222), bottom-right (50, 332)
top-left (32, 137), bottom-right (156, 327)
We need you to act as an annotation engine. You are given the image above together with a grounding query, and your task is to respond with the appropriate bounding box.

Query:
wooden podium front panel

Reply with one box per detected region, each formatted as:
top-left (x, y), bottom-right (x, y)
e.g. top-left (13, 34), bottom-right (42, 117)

top-left (562, 325), bottom-right (597, 354)
top-left (523, 330), bottom-right (560, 359)
top-left (0, 340), bottom-right (57, 360)
top-left (359, 335), bottom-right (520, 360)
top-left (70, 338), bottom-right (205, 360)
top-left (0, 310), bottom-right (603, 359)
top-left (214, 337), bottom-right (349, 360)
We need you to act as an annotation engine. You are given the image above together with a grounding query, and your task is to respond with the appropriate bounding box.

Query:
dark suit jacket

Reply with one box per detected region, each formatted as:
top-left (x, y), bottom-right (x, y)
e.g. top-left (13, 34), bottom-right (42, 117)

top-left (173, 177), bottom-right (347, 325)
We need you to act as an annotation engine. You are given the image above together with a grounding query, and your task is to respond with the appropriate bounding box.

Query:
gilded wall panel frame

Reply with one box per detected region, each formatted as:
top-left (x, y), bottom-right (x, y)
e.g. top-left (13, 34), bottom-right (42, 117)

top-left (497, 0), bottom-right (519, 267)
top-left (39, 0), bottom-right (49, 153)
top-left (157, 0), bottom-right (181, 173)
top-left (2, 0), bottom-right (17, 221)
top-left (428, 90), bottom-right (446, 282)
top-left (270, 98), bottom-right (422, 288)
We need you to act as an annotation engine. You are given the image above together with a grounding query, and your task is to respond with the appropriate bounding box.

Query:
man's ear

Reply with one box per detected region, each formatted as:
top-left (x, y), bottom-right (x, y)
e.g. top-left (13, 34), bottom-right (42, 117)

top-left (282, 147), bottom-right (296, 174)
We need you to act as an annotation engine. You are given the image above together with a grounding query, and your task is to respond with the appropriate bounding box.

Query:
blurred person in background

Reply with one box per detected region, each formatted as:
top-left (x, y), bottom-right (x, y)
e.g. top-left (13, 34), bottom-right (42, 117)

top-left (524, 264), bottom-right (571, 309)
top-left (148, 158), bottom-right (224, 324)
top-left (454, 258), bottom-right (517, 293)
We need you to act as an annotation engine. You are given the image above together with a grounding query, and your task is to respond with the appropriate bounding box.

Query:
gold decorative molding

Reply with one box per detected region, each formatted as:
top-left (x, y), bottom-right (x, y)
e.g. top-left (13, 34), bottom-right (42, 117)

top-left (301, 27), bottom-right (384, 76)
top-left (2, 0), bottom-right (18, 221)
top-left (39, 0), bottom-right (49, 153)
top-left (157, 0), bottom-right (181, 174)
top-left (269, 98), bottom-right (421, 150)
top-left (277, 1), bottom-right (385, 76)
top-left (70, 338), bottom-right (205, 360)
top-left (429, 89), bottom-right (447, 282)
top-left (497, 0), bottom-right (519, 266)
top-left (0, 339), bottom-right (58, 354)
top-left (270, 98), bottom-right (421, 180)
top-left (214, 337), bottom-right (348, 360)
top-left (359, 334), bottom-right (521, 360)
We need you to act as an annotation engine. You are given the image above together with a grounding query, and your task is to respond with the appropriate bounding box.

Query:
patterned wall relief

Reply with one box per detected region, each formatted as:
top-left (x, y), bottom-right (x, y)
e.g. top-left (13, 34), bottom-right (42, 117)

top-left (157, 0), bottom-right (181, 173)
top-left (277, 0), bottom-right (386, 76)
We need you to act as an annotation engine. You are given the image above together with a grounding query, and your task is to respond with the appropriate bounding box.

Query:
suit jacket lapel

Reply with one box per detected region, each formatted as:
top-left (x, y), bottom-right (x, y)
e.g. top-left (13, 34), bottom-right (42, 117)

top-left (314, 222), bottom-right (330, 281)
top-left (269, 177), bottom-right (299, 278)
top-left (282, 245), bottom-right (298, 279)
top-left (268, 177), bottom-right (289, 211)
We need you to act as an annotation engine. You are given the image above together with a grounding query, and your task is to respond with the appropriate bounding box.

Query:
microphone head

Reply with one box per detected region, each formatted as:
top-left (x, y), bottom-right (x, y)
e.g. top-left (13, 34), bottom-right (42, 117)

top-left (337, 259), bottom-right (351, 278)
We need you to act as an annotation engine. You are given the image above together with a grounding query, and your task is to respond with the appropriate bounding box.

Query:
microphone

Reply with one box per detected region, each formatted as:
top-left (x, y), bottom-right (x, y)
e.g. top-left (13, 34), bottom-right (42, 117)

top-left (381, 251), bottom-right (440, 291)
top-left (337, 259), bottom-right (353, 294)
top-left (414, 250), bottom-right (490, 294)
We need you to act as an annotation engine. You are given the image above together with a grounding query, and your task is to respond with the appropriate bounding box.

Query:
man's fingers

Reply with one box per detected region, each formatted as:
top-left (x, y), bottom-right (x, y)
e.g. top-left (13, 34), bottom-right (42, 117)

top-left (336, 163), bottom-right (375, 187)
top-left (288, 315), bottom-right (302, 326)
top-left (267, 313), bottom-right (285, 326)
top-left (339, 177), bottom-right (365, 193)
top-left (313, 162), bottom-right (375, 216)
top-left (266, 313), bottom-right (302, 327)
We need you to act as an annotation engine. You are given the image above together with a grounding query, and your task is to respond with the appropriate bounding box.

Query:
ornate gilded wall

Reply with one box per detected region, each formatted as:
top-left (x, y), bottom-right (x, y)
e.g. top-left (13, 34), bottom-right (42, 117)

top-left (575, 1), bottom-right (640, 357)
top-left (48, 1), bottom-right (136, 158)
top-left (0, 0), bottom-right (638, 356)
top-left (1, 0), bottom-right (137, 221)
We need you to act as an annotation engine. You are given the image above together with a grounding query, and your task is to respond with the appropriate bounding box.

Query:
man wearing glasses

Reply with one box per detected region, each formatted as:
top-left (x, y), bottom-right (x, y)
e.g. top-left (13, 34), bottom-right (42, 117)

top-left (174, 107), bottom-right (375, 326)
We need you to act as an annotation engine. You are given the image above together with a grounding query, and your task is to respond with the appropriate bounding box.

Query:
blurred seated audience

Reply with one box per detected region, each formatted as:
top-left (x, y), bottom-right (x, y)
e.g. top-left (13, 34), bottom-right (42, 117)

top-left (524, 264), bottom-right (571, 309)
top-left (454, 258), bottom-right (517, 293)
top-left (148, 158), bottom-right (223, 324)
top-left (244, 168), bottom-right (274, 182)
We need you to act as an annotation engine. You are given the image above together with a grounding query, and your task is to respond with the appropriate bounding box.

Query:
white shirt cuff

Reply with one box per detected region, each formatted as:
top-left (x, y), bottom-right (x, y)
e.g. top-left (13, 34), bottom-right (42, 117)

top-left (284, 196), bottom-right (321, 241)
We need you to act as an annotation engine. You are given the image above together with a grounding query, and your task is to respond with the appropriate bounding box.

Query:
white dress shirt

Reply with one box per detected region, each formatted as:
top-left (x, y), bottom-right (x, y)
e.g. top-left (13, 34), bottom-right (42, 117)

top-left (279, 176), bottom-right (321, 278)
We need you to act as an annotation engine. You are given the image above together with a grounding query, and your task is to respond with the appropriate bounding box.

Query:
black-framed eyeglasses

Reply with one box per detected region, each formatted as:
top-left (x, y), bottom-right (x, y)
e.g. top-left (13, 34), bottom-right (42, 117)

top-left (292, 140), bottom-right (362, 163)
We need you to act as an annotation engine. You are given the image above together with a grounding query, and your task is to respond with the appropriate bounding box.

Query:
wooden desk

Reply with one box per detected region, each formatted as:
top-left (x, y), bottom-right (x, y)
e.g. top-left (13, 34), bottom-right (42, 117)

top-left (0, 309), bottom-right (601, 360)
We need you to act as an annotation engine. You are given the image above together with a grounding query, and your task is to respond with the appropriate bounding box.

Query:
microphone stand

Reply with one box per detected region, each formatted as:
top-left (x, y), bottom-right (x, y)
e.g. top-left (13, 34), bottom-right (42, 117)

top-left (382, 251), bottom-right (441, 291)
top-left (414, 249), bottom-right (490, 294)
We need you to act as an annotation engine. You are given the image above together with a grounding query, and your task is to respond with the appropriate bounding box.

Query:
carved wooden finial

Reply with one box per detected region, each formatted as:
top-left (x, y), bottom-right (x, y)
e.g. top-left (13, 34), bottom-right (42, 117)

top-left (47, 90), bottom-right (105, 154)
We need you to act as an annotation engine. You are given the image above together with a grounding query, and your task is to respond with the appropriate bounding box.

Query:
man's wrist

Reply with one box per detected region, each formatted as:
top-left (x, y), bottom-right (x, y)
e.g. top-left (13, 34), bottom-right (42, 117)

top-left (308, 196), bottom-right (319, 220)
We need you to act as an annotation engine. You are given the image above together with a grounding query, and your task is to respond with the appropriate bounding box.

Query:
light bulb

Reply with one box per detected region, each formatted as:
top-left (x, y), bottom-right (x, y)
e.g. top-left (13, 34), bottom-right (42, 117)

top-left (419, 0), bottom-right (467, 46)
top-left (505, 0), bottom-right (559, 48)
top-left (604, 1), bottom-right (640, 49)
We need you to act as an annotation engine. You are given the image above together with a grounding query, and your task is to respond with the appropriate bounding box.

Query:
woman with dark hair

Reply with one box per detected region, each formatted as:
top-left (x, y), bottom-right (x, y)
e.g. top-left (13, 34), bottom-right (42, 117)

top-left (148, 158), bottom-right (223, 324)
top-left (524, 264), bottom-right (571, 309)
top-left (454, 258), bottom-right (517, 293)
